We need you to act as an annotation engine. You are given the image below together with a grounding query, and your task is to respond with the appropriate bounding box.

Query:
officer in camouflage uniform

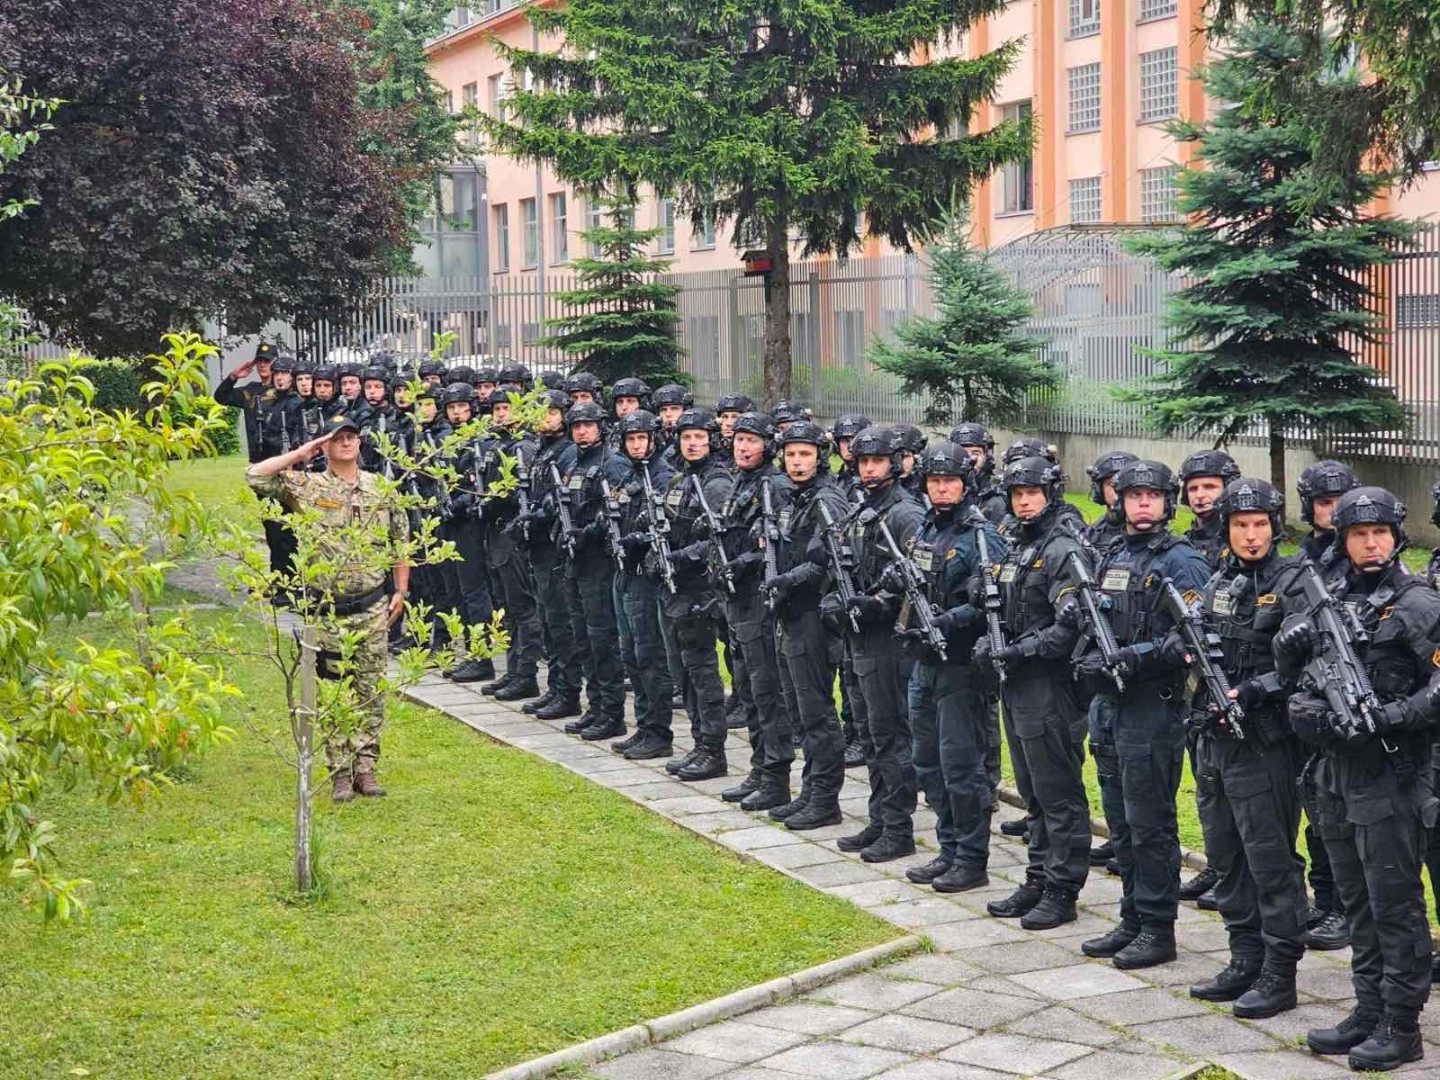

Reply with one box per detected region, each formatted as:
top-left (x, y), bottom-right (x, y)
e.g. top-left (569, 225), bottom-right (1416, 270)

top-left (215, 342), bottom-right (278, 463)
top-left (247, 415), bottom-right (410, 802)
top-left (1276, 487), bottom-right (1440, 1072)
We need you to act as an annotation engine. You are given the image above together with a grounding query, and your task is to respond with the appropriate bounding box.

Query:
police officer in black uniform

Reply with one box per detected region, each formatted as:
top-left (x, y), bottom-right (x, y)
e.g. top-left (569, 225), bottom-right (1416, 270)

top-left (949, 422), bottom-right (1007, 524)
top-left (828, 425), bottom-right (924, 864)
top-left (1297, 460), bottom-right (1361, 568)
top-left (903, 442), bottom-right (1007, 892)
top-left (763, 420), bottom-right (848, 831)
top-left (714, 392), bottom-right (754, 456)
top-left (608, 409), bottom-right (677, 759)
top-left (660, 408), bottom-right (732, 781)
top-left (831, 413), bottom-right (871, 768)
top-left (1077, 460), bottom-right (1212, 969)
top-left (976, 455), bottom-right (1090, 928)
top-left (772, 400), bottom-right (813, 430)
top-left (437, 382), bottom-right (496, 684)
top-left (1276, 487), bottom-right (1440, 1072)
top-left (1178, 478), bottom-right (1308, 1020)
top-left (1178, 448), bottom-right (1241, 568)
top-left (892, 424), bottom-right (928, 499)
top-left (565, 371), bottom-right (604, 407)
top-left (1084, 450), bottom-right (1139, 553)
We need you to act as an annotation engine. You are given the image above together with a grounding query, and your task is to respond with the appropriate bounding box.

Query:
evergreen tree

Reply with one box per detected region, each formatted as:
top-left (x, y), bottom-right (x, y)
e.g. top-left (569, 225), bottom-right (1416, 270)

top-left (483, 0), bottom-right (1029, 407)
top-left (540, 197), bottom-right (683, 385)
top-left (868, 209), bottom-right (1050, 427)
top-left (1124, 20), bottom-right (1413, 497)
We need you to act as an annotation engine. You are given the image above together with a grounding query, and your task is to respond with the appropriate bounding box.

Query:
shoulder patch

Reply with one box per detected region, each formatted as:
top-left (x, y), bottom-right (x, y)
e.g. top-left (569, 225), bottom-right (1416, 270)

top-left (1432, 647), bottom-right (1440, 668)
top-left (1031, 557), bottom-right (1044, 568)
top-left (315, 497), bottom-right (343, 509)
top-left (1181, 589), bottom-right (1202, 605)
top-left (1256, 593), bottom-right (1278, 606)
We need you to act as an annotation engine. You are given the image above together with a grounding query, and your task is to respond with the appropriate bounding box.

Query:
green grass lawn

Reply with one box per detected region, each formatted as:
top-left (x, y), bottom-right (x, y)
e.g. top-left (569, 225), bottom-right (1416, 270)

top-left (3, 606), bottom-right (892, 1079)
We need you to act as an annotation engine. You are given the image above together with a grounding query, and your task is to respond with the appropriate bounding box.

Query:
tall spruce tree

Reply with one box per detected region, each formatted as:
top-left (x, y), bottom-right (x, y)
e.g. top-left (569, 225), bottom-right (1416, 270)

top-left (540, 196), bottom-right (683, 384)
top-left (1124, 20), bottom-right (1413, 497)
top-left (868, 208), bottom-right (1050, 426)
top-left (483, 0), bottom-right (1029, 406)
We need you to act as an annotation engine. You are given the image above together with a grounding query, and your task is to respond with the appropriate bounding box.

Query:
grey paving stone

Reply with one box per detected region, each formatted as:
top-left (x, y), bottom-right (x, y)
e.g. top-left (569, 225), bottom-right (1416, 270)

top-left (1005, 1005), bottom-right (1122, 1048)
top-left (594, 1049), bottom-right (732, 1080)
top-left (1044, 1048), bottom-right (1186, 1080)
top-left (873, 1062), bottom-right (1014, 1080)
top-left (1243, 1001), bottom-right (1351, 1044)
top-left (1211, 1050), bottom-right (1355, 1080)
top-left (753, 842), bottom-right (846, 870)
top-left (604, 767), bottom-right (680, 787)
top-left (872, 898), bottom-right (978, 929)
top-left (880, 952), bottom-right (982, 985)
top-left (837, 1013), bottom-right (976, 1053)
top-left (921, 916), bottom-right (1031, 952)
top-left (826, 879), bottom-right (923, 906)
top-left (684, 810), bottom-right (765, 834)
top-left (759, 1039), bottom-right (911, 1079)
top-left (939, 1032), bottom-right (1092, 1073)
top-left (963, 974), bottom-right (1048, 1001)
top-left (1073, 987), bottom-right (1208, 1025)
top-left (810, 972), bottom-right (942, 1012)
top-left (744, 1001), bottom-right (877, 1036)
top-left (961, 939), bottom-right (1087, 975)
top-left (792, 860), bottom-right (886, 888)
top-left (717, 826), bottom-right (798, 852)
top-left (1179, 920), bottom-right (1234, 953)
top-left (1295, 962), bottom-right (1359, 1002)
top-left (1129, 1012), bottom-right (1281, 1055)
top-left (900, 985), bottom-right (1045, 1029)
top-left (710, 1068), bottom-right (806, 1080)
top-left (665, 1020), bottom-right (810, 1063)
top-left (1007, 962), bottom-right (1150, 1001)
top-left (650, 795), bottom-right (732, 816)
top-left (508, 732), bottom-right (576, 748)
top-left (627, 781), bottom-right (694, 801)
top-left (1127, 950), bottom-right (1236, 990)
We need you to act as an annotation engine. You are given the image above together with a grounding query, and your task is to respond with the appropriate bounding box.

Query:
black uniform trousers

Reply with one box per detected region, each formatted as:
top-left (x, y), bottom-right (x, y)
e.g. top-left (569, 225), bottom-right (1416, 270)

top-left (569, 551), bottom-right (625, 723)
top-left (1002, 666), bottom-right (1091, 893)
top-left (852, 628), bottom-right (917, 839)
top-left (727, 594), bottom-right (795, 782)
top-left (445, 518), bottom-right (494, 649)
top-left (909, 658), bottom-right (990, 869)
top-left (1313, 748), bottom-right (1434, 1018)
top-left (532, 543), bottom-right (584, 701)
top-left (616, 574), bottom-right (673, 743)
top-left (777, 609), bottom-right (845, 804)
top-left (1195, 730), bottom-right (1308, 967)
top-left (485, 527), bottom-right (543, 679)
top-left (668, 594), bottom-right (728, 750)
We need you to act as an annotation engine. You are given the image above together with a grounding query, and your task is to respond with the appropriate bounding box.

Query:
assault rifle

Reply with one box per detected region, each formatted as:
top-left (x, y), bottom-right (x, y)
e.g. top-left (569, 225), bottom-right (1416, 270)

top-left (1065, 549), bottom-right (1127, 694)
top-left (1297, 563), bottom-right (1381, 741)
top-left (816, 498), bottom-right (862, 634)
top-left (513, 450), bottom-right (532, 541)
top-left (548, 462), bottom-right (578, 560)
top-left (972, 509), bottom-right (1007, 684)
top-left (640, 466), bottom-right (677, 594)
top-left (599, 477), bottom-right (627, 573)
top-left (1161, 578), bottom-right (1245, 740)
top-left (760, 481), bottom-right (781, 611)
top-left (868, 509), bottom-right (948, 661)
top-left (691, 475), bottom-right (736, 595)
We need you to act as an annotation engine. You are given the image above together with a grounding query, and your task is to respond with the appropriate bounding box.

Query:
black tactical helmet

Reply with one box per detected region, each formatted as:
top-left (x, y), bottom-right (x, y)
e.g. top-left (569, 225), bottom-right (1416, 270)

top-left (731, 411), bottom-right (778, 455)
top-left (487, 383), bottom-right (522, 406)
top-left (566, 400), bottom-right (607, 426)
top-left (498, 361), bottom-right (532, 385)
top-left (362, 364), bottom-right (390, 385)
top-left (539, 370), bottom-right (566, 390)
top-left (775, 420), bottom-right (828, 449)
top-left (538, 388), bottom-right (572, 412)
top-left (566, 371), bottom-right (604, 396)
top-left (419, 357), bottom-right (447, 379)
top-left (610, 377), bottom-right (651, 404)
top-left (772, 399), bottom-right (812, 425)
top-left (312, 364), bottom-right (338, 384)
top-left (441, 382), bottom-right (477, 407)
top-left (1086, 450), bottom-right (1139, 506)
top-left (651, 383), bottom-right (694, 409)
top-left (337, 362), bottom-right (363, 380)
top-left (918, 441), bottom-right (975, 480)
top-left (271, 356), bottom-right (297, 375)
top-left (1296, 460), bottom-right (1361, 524)
top-left (1003, 454), bottom-right (1064, 497)
top-left (616, 408), bottom-right (661, 458)
top-left (449, 364), bottom-right (476, 385)
top-left (1218, 477), bottom-right (1285, 536)
top-left (1178, 448), bottom-right (1241, 506)
top-left (474, 365), bottom-right (500, 385)
top-left (715, 392), bottom-right (755, 415)
top-left (948, 422), bottom-right (994, 450)
top-left (415, 384), bottom-right (440, 405)
top-left (850, 425), bottom-right (904, 485)
top-left (832, 414), bottom-right (872, 443)
top-left (1002, 436), bottom-right (1057, 466)
top-left (294, 358), bottom-right (316, 376)
top-left (891, 424), bottom-right (928, 455)
top-left (1332, 486), bottom-right (1407, 539)
top-left (1113, 459), bottom-right (1177, 526)
top-left (675, 406), bottom-right (719, 433)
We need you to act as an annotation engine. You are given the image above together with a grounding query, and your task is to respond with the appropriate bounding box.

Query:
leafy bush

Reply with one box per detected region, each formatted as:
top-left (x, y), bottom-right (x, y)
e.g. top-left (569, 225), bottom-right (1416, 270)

top-left (71, 359), bottom-right (237, 457)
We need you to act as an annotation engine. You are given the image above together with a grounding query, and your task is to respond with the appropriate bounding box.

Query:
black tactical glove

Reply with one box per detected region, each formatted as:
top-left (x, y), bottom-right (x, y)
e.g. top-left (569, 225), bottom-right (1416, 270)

top-left (1160, 629), bottom-right (1190, 668)
top-left (846, 593), bottom-right (887, 625)
top-left (1288, 692), bottom-right (1336, 747)
top-left (1075, 650), bottom-right (1109, 681)
top-left (1372, 700), bottom-right (1409, 734)
top-left (1275, 619), bottom-right (1316, 660)
top-left (730, 551), bottom-right (764, 577)
top-left (620, 531), bottom-right (650, 556)
top-left (764, 570), bottom-right (797, 602)
top-left (1232, 678), bottom-right (1270, 713)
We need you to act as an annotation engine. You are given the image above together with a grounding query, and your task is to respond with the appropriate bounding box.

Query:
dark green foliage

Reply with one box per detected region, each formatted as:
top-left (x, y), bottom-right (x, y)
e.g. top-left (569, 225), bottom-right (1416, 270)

top-left (72, 360), bottom-right (237, 457)
top-left (540, 198), bottom-right (682, 385)
top-left (868, 210), bottom-right (1051, 426)
top-left (482, 0), bottom-right (1030, 404)
top-left (1122, 20), bottom-right (1414, 494)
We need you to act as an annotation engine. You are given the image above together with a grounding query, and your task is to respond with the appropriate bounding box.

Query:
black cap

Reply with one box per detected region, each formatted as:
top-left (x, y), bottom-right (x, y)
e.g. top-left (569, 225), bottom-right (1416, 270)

top-left (324, 413), bottom-right (360, 436)
top-left (254, 343), bottom-right (280, 362)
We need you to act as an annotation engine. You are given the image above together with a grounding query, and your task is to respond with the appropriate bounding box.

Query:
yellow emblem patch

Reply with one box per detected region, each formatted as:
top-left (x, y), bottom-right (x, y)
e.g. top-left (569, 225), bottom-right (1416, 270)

top-left (1256, 593), bottom-right (1278, 605)
top-left (1432, 647), bottom-right (1440, 668)
top-left (1031, 557), bottom-right (1045, 568)
top-left (946, 548), bottom-right (957, 560)
top-left (1182, 589), bottom-right (1202, 606)
top-left (1380, 605), bottom-right (1395, 621)
top-left (315, 498), bottom-right (343, 509)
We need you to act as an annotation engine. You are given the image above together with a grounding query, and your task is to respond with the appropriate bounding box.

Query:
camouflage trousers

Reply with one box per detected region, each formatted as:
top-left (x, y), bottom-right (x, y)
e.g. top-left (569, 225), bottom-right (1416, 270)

top-left (316, 598), bottom-right (389, 773)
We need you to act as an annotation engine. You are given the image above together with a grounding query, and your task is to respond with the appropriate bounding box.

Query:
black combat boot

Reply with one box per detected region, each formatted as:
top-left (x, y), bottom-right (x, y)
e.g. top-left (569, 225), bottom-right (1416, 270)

top-left (1089, 840), bottom-right (1113, 866)
top-left (537, 697), bottom-right (582, 721)
top-left (611, 730), bottom-right (643, 754)
top-left (1232, 966), bottom-right (1297, 1019)
top-left (1112, 926), bottom-right (1177, 970)
top-left (563, 710), bottom-right (598, 734)
top-left (522, 689), bottom-right (557, 715)
top-left (675, 745), bottom-right (727, 781)
top-left (770, 791), bottom-right (810, 822)
top-left (1021, 886), bottom-right (1078, 931)
top-left (843, 734), bottom-right (866, 768)
top-left (907, 858), bottom-right (954, 886)
top-left (622, 735), bottom-right (673, 761)
top-left (493, 675), bottom-right (540, 702)
top-left (1347, 1012), bottom-right (1423, 1072)
top-left (1307, 1005), bottom-right (1379, 1056)
top-left (861, 832), bottom-right (917, 864)
top-left (740, 776), bottom-right (791, 812)
top-left (783, 800), bottom-right (842, 831)
top-left (481, 672), bottom-right (514, 696)
top-left (1082, 921), bottom-right (1140, 959)
top-left (446, 658), bottom-right (490, 683)
top-left (986, 881), bottom-right (1043, 918)
top-left (1305, 908), bottom-right (1350, 951)
top-left (666, 748), bottom-right (700, 775)
top-left (724, 695), bottom-right (746, 729)
top-left (999, 818), bottom-right (1029, 839)
top-left (1179, 865), bottom-right (1218, 902)
top-left (721, 769), bottom-right (762, 803)
top-left (837, 824), bottom-right (883, 852)
top-left (931, 864), bottom-right (988, 892)
top-left (580, 716), bottom-right (625, 741)
top-left (1189, 957), bottom-right (1261, 1002)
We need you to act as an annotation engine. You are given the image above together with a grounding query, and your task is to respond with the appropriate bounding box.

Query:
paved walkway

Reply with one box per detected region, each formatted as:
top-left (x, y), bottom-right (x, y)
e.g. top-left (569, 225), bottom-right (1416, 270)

top-left (405, 669), bottom-right (1440, 1080)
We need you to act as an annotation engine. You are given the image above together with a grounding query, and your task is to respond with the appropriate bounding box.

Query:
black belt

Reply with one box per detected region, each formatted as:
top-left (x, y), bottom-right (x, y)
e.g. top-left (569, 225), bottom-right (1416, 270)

top-left (310, 586), bottom-right (386, 617)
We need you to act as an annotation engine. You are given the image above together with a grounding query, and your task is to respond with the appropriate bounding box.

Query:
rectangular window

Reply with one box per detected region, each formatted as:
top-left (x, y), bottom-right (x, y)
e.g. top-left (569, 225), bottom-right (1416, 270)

top-left (520, 197), bottom-right (538, 267)
top-left (997, 101), bottom-right (1034, 215)
top-left (1067, 64), bottom-right (1102, 134)
top-left (548, 192), bottom-right (568, 263)
top-left (493, 203), bottom-right (510, 271)
top-left (1397, 294), bottom-right (1440, 327)
top-left (1139, 47), bottom-right (1178, 123)
top-left (1138, 0), bottom-right (1177, 21)
top-left (1069, 176), bottom-right (1102, 223)
top-left (441, 90), bottom-right (454, 115)
top-left (1069, 0), bottom-right (1099, 39)
top-left (487, 73), bottom-right (506, 121)
top-left (450, 6), bottom-right (473, 29)
top-left (657, 197), bottom-right (676, 253)
top-left (586, 201), bottom-right (603, 257)
top-left (692, 209), bottom-right (716, 249)
top-left (1140, 166), bottom-right (1180, 222)
top-left (461, 82), bottom-right (478, 146)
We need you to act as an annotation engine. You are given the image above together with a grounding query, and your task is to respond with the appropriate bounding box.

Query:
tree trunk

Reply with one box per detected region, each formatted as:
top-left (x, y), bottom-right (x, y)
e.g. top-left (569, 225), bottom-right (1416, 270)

top-left (762, 219), bottom-right (792, 409)
top-left (962, 377), bottom-right (976, 422)
top-left (1268, 424), bottom-right (1286, 518)
top-left (294, 622), bottom-right (317, 894)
